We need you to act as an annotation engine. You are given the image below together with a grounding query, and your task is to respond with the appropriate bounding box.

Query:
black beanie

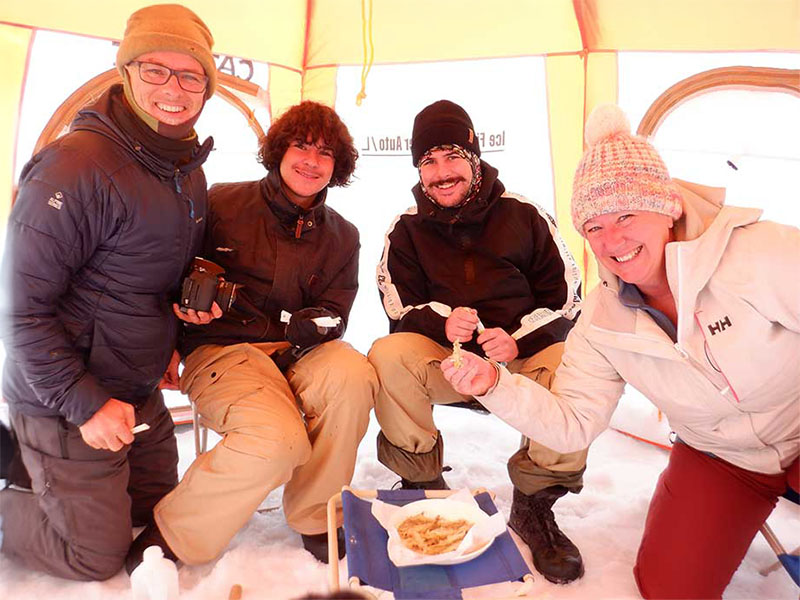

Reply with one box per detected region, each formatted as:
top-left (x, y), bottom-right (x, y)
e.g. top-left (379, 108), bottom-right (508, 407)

top-left (410, 100), bottom-right (481, 166)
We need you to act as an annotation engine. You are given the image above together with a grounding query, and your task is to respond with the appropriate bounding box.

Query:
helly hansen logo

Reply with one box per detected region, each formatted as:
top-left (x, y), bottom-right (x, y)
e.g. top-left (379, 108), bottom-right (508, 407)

top-left (708, 316), bottom-right (732, 336)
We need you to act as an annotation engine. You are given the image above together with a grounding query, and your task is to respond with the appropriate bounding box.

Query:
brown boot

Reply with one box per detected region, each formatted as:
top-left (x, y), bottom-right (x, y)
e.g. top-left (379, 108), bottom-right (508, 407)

top-left (508, 486), bottom-right (584, 584)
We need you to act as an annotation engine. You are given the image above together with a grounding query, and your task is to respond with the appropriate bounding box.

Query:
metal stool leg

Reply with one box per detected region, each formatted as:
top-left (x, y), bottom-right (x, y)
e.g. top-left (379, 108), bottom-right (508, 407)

top-left (191, 401), bottom-right (208, 457)
top-left (759, 522), bottom-right (800, 584)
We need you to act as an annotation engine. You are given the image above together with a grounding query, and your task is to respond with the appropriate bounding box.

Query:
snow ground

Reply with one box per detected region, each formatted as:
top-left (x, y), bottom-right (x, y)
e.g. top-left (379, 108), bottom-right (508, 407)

top-left (1, 406), bottom-right (797, 600)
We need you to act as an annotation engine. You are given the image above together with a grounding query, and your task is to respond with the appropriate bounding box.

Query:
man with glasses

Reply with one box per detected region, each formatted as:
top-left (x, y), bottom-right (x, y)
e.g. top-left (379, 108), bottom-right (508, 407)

top-left (130, 61), bottom-right (210, 94)
top-left (0, 4), bottom-right (216, 580)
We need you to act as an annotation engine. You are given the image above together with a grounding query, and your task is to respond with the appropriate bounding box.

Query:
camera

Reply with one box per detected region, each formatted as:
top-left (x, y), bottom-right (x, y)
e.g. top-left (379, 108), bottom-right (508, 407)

top-left (179, 257), bottom-right (241, 313)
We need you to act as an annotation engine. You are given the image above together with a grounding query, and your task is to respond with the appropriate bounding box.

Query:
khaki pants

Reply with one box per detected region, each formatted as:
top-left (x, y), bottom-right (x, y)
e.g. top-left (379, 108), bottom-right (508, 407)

top-left (368, 332), bottom-right (587, 494)
top-left (154, 340), bottom-right (376, 564)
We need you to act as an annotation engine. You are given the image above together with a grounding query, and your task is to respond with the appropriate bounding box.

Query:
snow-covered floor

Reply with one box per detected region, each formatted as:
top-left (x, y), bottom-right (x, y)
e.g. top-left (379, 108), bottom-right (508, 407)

top-left (1, 406), bottom-right (797, 599)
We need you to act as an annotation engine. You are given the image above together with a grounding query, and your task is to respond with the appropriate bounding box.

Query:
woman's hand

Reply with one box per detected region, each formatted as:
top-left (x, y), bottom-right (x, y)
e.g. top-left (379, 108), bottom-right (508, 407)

top-left (441, 350), bottom-right (498, 396)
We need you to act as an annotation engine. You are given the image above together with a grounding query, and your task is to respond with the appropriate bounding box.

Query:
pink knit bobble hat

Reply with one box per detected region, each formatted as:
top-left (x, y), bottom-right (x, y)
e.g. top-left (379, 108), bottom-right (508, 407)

top-left (571, 104), bottom-right (683, 235)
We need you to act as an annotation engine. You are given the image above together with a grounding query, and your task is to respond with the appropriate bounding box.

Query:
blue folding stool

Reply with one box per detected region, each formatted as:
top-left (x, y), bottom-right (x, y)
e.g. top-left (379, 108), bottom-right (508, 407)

top-left (326, 487), bottom-right (533, 599)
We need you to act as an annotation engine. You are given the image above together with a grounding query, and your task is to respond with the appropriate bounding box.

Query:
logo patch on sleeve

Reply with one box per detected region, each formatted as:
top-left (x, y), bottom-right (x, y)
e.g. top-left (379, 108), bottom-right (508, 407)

top-left (47, 191), bottom-right (64, 210)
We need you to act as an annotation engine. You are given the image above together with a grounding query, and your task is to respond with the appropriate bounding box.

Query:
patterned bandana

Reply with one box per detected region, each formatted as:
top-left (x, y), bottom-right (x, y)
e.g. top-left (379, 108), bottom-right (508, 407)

top-left (418, 144), bottom-right (482, 208)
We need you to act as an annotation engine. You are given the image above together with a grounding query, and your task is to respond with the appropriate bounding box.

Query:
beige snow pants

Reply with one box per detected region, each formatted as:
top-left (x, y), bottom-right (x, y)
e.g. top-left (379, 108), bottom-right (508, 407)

top-left (368, 332), bottom-right (587, 494)
top-left (154, 340), bottom-right (376, 564)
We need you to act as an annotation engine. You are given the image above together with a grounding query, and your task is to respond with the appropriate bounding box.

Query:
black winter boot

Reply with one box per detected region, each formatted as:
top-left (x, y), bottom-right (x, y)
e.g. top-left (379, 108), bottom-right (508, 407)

top-left (0, 422), bottom-right (14, 480)
top-left (508, 486), bottom-right (584, 584)
top-left (0, 422), bottom-right (32, 492)
top-left (301, 527), bottom-right (346, 563)
top-left (125, 522), bottom-right (179, 575)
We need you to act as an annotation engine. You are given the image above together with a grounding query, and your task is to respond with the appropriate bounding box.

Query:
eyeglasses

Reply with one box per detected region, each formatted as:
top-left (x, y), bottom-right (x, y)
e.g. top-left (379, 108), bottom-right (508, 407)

top-left (129, 61), bottom-right (209, 94)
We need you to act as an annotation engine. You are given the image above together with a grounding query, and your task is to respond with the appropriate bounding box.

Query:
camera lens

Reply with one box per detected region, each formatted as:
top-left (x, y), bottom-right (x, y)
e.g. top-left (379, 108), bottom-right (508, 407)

top-left (179, 257), bottom-right (241, 314)
top-left (215, 281), bottom-right (241, 312)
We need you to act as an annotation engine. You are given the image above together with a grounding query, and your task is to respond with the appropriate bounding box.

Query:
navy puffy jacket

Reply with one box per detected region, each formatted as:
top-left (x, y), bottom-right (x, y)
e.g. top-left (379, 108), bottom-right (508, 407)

top-left (1, 86), bottom-right (210, 426)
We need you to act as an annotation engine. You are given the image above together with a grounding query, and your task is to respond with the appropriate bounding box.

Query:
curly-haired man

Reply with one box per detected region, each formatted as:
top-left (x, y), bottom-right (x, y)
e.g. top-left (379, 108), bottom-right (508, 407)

top-left (126, 101), bottom-right (376, 571)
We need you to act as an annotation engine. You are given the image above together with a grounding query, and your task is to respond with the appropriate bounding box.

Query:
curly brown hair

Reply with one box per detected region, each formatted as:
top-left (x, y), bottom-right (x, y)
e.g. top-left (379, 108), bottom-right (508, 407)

top-left (257, 101), bottom-right (358, 187)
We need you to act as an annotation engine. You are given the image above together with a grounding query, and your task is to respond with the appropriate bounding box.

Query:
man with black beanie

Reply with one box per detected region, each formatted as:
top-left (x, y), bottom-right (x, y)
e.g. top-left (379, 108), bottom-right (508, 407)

top-left (0, 4), bottom-right (215, 580)
top-left (369, 99), bottom-right (587, 584)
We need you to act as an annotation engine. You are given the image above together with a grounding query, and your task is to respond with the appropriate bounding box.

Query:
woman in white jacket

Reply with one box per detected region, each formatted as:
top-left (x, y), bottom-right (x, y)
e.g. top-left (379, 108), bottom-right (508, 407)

top-left (442, 104), bottom-right (799, 599)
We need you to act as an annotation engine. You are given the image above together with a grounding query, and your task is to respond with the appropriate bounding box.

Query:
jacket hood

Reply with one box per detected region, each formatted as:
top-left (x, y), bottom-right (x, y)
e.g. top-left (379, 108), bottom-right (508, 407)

top-left (411, 161), bottom-right (505, 226)
top-left (70, 85), bottom-right (212, 181)
top-left (666, 181), bottom-right (762, 339)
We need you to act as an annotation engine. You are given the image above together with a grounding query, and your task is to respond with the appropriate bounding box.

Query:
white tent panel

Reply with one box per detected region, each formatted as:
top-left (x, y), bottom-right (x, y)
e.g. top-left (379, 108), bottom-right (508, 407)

top-left (14, 31), bottom-right (117, 181)
top-left (619, 52), bottom-right (800, 226)
top-left (330, 57), bottom-right (554, 354)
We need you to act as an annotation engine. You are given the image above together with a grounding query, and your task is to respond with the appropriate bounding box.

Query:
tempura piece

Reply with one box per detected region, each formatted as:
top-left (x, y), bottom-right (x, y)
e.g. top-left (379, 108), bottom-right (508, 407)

top-left (397, 513), bottom-right (473, 555)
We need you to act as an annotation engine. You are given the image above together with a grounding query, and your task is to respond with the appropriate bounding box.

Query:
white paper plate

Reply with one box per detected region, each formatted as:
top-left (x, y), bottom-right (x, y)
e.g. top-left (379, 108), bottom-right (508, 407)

top-left (389, 498), bottom-right (495, 565)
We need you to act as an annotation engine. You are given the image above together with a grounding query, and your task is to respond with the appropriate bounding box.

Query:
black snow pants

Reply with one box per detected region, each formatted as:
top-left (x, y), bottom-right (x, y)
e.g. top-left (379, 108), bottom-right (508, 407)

top-left (0, 391), bottom-right (177, 580)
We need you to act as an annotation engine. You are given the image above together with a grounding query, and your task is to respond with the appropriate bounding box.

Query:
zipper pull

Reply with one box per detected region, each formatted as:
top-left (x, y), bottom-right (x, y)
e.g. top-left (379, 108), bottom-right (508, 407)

top-left (173, 169), bottom-right (195, 218)
top-left (294, 216), bottom-right (304, 239)
top-left (673, 343), bottom-right (689, 359)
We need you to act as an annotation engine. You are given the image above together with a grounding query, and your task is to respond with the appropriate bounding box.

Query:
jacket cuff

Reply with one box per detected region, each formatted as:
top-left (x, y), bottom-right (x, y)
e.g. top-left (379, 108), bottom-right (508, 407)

top-left (60, 372), bottom-right (112, 426)
top-left (514, 316), bottom-right (574, 358)
top-left (481, 360), bottom-right (504, 395)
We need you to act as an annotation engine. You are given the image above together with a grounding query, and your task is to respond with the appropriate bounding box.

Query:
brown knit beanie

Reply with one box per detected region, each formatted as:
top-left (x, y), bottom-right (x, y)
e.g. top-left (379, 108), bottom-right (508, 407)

top-left (116, 4), bottom-right (216, 97)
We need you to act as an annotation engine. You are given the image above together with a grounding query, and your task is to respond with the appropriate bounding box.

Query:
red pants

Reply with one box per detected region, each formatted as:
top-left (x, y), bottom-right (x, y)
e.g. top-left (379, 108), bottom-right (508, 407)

top-left (634, 441), bottom-right (790, 599)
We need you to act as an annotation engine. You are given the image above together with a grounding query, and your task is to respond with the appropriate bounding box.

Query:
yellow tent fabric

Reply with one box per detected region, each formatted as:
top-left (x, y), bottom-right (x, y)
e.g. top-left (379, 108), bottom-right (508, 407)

top-left (0, 24), bottom-right (31, 226)
top-left (5, 1), bottom-right (797, 65)
top-left (1, 0), bottom-right (798, 282)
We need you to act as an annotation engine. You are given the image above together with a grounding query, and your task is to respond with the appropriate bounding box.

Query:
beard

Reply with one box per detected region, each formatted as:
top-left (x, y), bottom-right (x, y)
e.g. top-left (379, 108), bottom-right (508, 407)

top-left (423, 176), bottom-right (470, 206)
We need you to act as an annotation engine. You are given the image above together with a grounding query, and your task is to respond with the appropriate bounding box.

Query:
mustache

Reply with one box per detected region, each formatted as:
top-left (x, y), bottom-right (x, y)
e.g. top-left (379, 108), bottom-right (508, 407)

top-left (426, 176), bottom-right (468, 188)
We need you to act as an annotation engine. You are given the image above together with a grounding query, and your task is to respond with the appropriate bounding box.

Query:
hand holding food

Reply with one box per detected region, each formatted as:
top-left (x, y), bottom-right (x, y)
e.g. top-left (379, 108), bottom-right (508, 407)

top-left (441, 350), bottom-right (498, 396)
top-left (477, 328), bottom-right (519, 362)
top-left (445, 307), bottom-right (480, 343)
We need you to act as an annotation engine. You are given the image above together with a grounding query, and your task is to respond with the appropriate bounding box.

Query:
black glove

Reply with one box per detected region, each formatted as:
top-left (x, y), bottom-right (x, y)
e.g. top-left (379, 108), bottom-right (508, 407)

top-left (285, 307), bottom-right (344, 352)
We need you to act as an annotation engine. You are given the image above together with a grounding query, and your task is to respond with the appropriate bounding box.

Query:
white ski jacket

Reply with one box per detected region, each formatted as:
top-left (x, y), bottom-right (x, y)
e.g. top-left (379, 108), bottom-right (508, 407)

top-left (477, 180), bottom-right (800, 474)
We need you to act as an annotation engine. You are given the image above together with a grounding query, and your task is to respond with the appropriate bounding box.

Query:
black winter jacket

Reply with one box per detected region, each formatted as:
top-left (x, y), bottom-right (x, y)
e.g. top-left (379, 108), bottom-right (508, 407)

top-left (377, 162), bottom-right (582, 358)
top-left (180, 171), bottom-right (360, 357)
top-left (1, 86), bottom-right (210, 425)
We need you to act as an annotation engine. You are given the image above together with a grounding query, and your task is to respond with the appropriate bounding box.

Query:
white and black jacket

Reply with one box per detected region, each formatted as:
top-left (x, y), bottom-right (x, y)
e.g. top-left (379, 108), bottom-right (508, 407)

top-left (377, 162), bottom-right (581, 358)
